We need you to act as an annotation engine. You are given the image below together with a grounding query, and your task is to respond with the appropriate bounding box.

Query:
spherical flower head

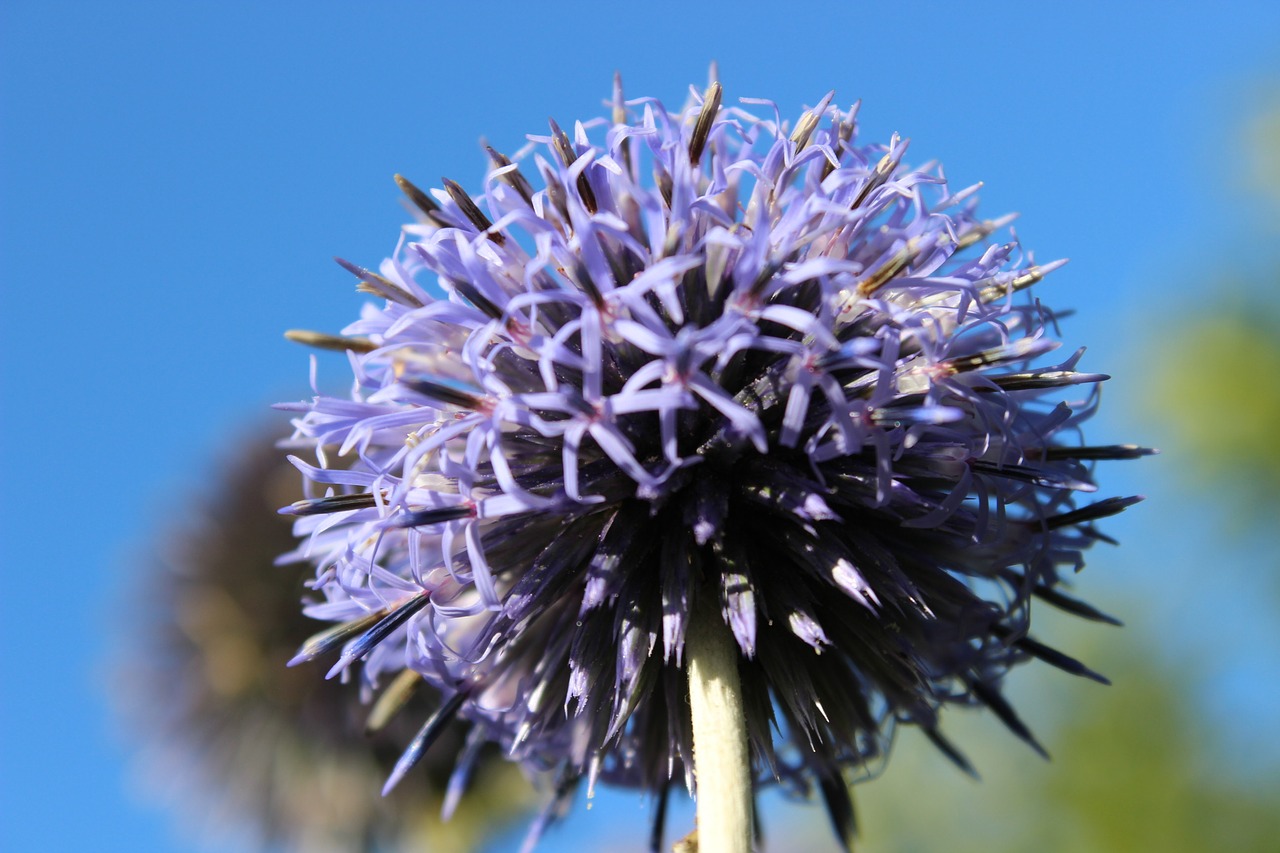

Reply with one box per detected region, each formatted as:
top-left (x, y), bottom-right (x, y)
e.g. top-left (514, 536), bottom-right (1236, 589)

top-left (281, 76), bottom-right (1148, 849)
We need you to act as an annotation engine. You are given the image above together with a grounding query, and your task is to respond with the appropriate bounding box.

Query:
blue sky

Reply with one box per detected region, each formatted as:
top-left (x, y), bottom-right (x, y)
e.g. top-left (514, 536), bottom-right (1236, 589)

top-left (3, 2), bottom-right (1280, 850)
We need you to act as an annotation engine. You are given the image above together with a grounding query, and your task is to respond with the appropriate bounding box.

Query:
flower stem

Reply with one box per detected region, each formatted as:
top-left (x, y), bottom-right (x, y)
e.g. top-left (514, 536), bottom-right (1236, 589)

top-left (686, 595), bottom-right (753, 853)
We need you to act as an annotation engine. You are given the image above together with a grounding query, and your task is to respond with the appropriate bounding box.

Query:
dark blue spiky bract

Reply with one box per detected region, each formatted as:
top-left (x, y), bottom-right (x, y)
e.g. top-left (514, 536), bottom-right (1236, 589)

top-left (280, 78), bottom-right (1146, 850)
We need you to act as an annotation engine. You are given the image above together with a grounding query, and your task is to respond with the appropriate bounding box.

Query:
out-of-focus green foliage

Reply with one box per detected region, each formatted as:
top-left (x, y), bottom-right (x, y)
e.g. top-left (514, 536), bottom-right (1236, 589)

top-left (1036, 657), bottom-right (1280, 853)
top-left (779, 626), bottom-right (1280, 853)
top-left (1243, 94), bottom-right (1280, 212)
top-left (1147, 294), bottom-right (1280, 514)
top-left (1032, 642), bottom-right (1280, 853)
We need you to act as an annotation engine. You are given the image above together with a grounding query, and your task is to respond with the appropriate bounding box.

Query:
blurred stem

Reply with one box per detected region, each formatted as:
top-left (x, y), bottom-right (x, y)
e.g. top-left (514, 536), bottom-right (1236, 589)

top-left (686, 594), bottom-right (753, 853)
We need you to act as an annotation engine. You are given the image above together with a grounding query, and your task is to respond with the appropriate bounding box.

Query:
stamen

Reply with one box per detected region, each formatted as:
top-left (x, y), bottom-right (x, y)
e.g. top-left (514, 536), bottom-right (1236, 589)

top-left (1041, 445), bottom-right (1157, 461)
top-left (334, 257), bottom-right (424, 307)
top-left (283, 329), bottom-right (377, 354)
top-left (1044, 495), bottom-right (1144, 530)
top-left (382, 690), bottom-right (468, 795)
top-left (443, 178), bottom-right (506, 245)
top-left (549, 118), bottom-right (598, 214)
top-left (396, 373), bottom-right (488, 410)
top-left (688, 81), bottom-right (722, 167)
top-left (365, 668), bottom-right (424, 735)
top-left (485, 146), bottom-right (535, 206)
top-left (394, 173), bottom-right (449, 227)
top-left (288, 610), bottom-right (383, 667)
top-left (392, 504), bottom-right (477, 528)
top-left (281, 493), bottom-right (379, 516)
top-left (855, 239), bottom-right (917, 297)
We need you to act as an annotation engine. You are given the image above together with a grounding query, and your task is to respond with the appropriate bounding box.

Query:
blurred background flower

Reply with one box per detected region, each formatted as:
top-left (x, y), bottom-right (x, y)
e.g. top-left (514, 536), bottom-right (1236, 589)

top-left (115, 425), bottom-right (534, 852)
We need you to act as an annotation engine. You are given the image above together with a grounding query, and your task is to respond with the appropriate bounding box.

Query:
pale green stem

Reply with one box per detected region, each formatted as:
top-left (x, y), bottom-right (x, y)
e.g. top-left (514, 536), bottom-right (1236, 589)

top-left (686, 597), bottom-right (753, 853)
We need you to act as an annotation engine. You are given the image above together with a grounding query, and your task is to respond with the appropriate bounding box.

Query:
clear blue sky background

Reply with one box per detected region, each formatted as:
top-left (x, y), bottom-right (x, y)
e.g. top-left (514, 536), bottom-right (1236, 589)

top-left (3, 2), bottom-right (1279, 851)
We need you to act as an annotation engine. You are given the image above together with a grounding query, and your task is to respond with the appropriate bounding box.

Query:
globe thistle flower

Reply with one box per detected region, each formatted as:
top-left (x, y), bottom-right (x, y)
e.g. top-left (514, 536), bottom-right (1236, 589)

top-left (281, 76), bottom-right (1147, 851)
top-left (118, 432), bottom-right (533, 852)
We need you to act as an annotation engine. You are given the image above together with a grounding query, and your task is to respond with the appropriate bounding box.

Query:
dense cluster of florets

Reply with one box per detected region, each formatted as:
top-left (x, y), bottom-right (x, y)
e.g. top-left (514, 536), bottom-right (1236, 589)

top-left (280, 77), bottom-right (1145, 849)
